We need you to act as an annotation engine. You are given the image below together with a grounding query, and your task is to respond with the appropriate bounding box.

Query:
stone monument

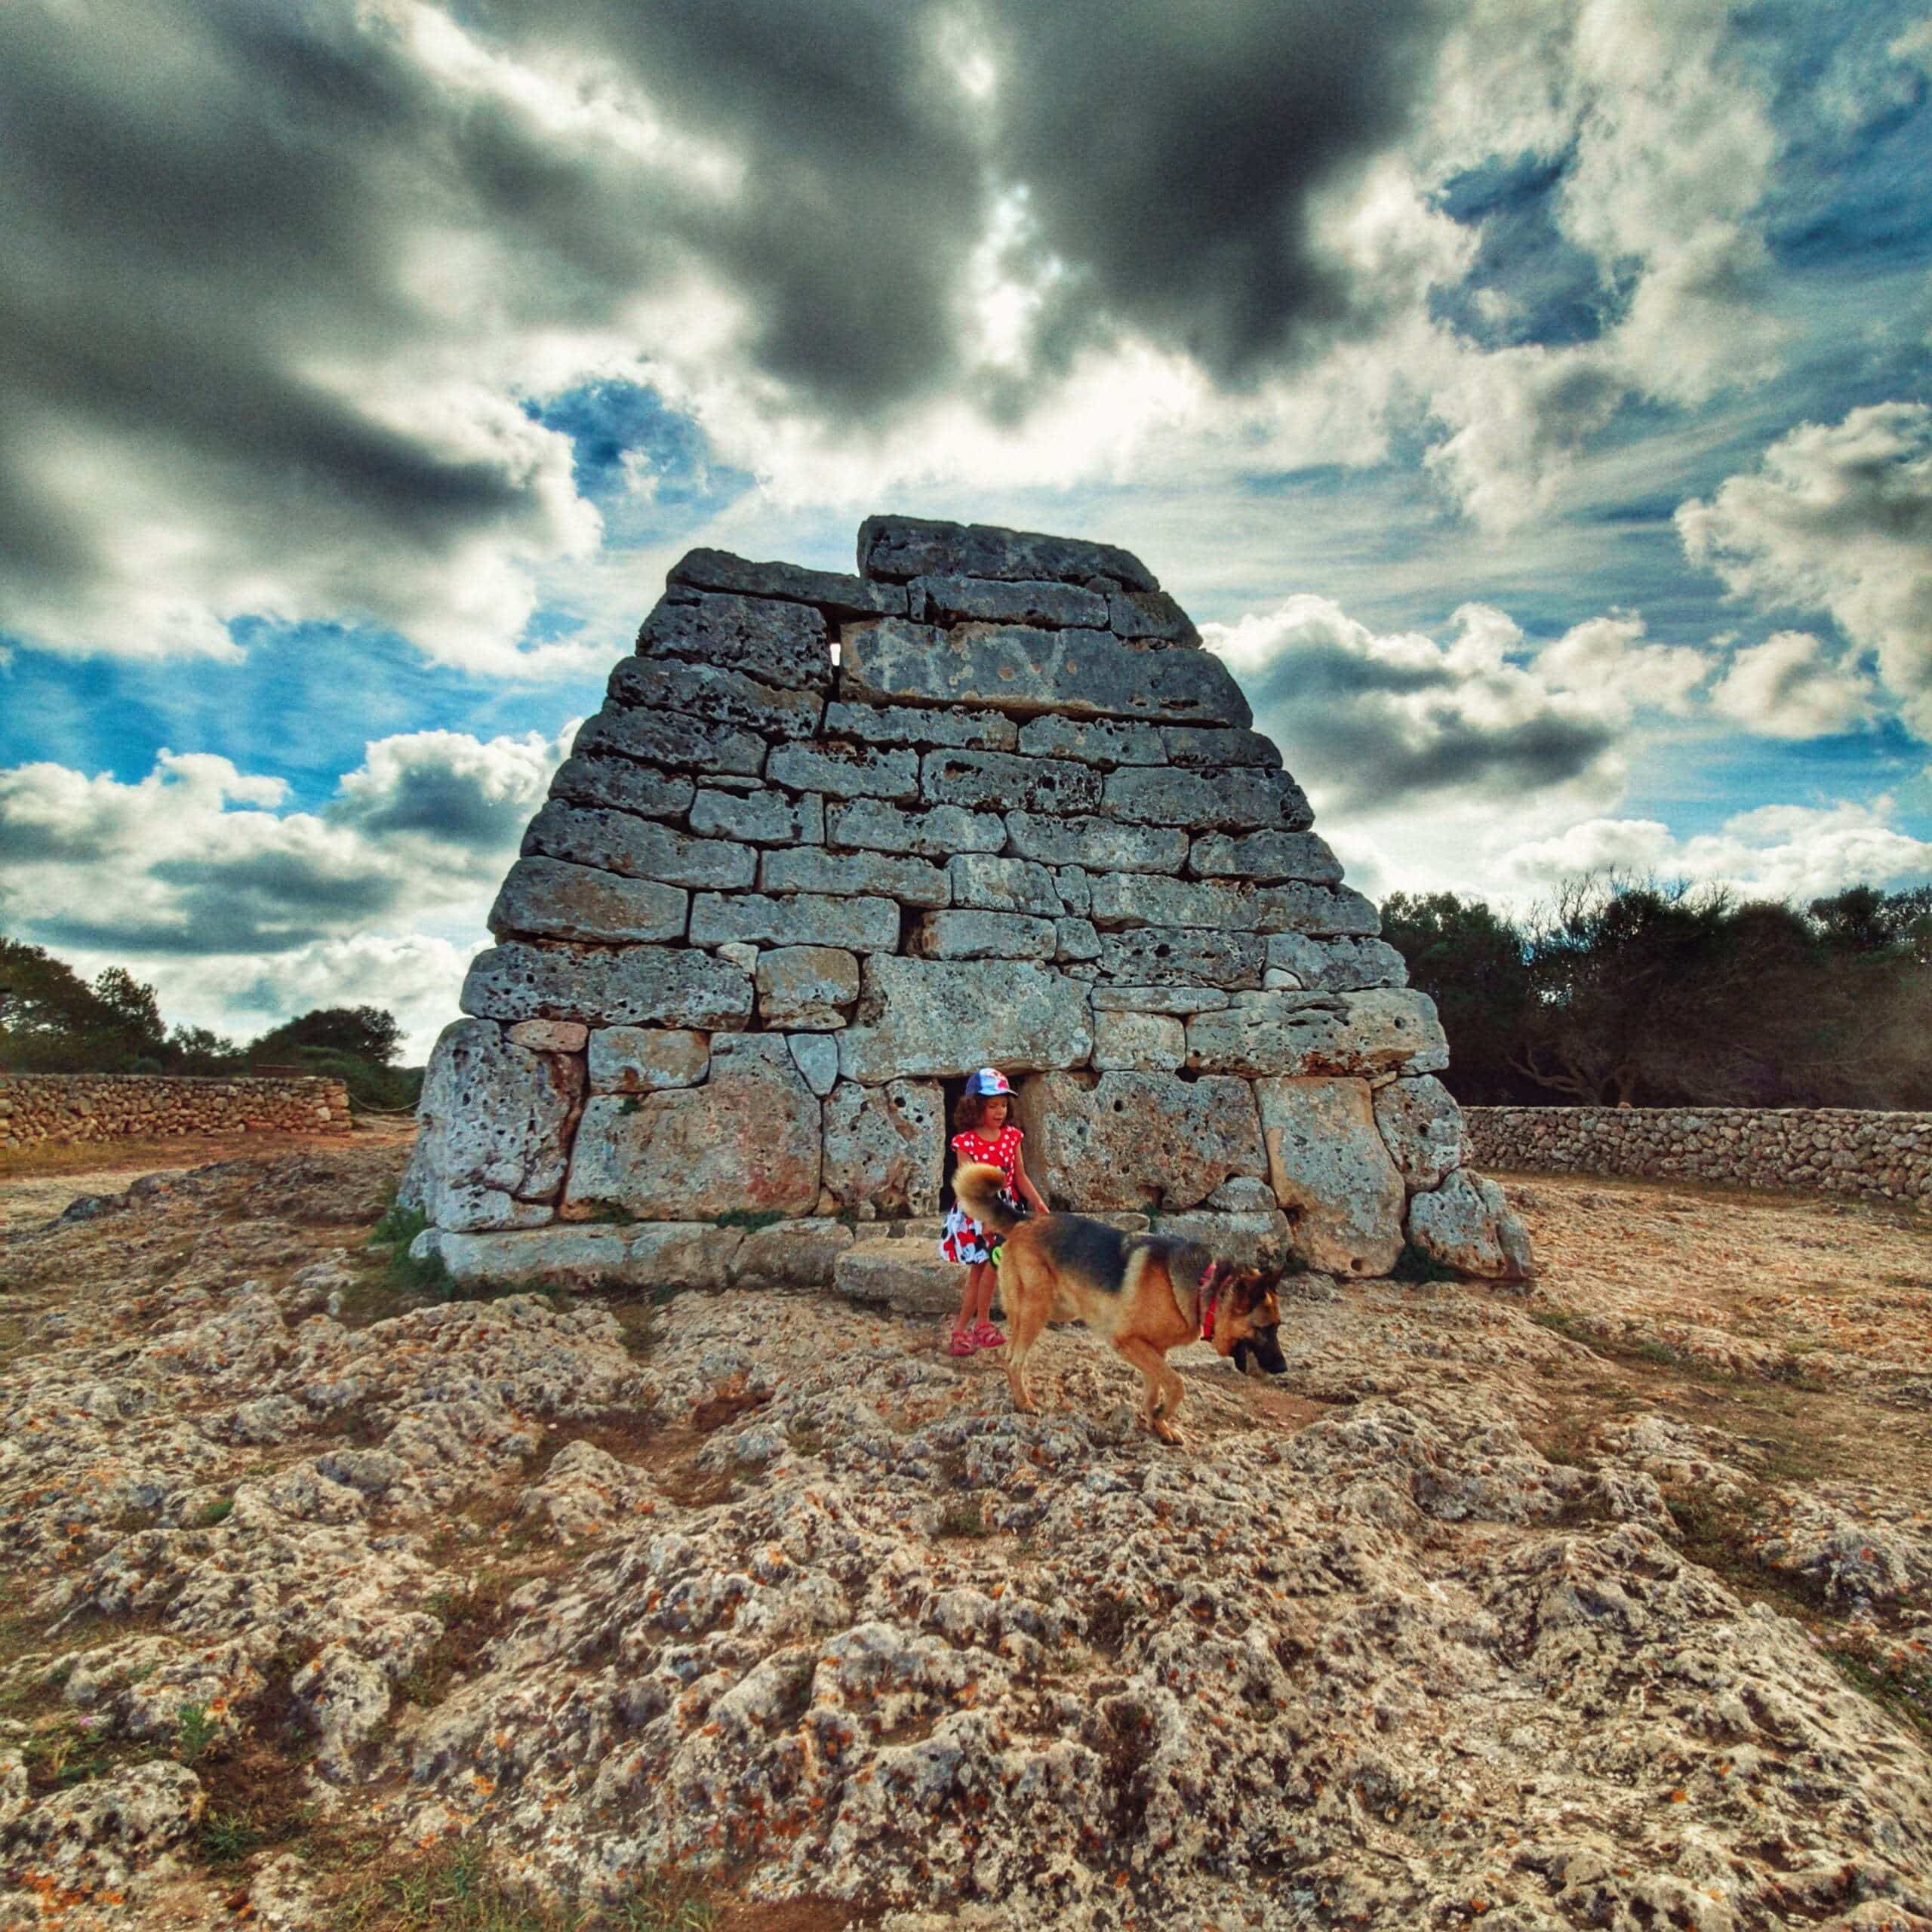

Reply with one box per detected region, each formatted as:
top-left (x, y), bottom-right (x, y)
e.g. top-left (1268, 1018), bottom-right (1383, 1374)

top-left (405, 516), bottom-right (1532, 1303)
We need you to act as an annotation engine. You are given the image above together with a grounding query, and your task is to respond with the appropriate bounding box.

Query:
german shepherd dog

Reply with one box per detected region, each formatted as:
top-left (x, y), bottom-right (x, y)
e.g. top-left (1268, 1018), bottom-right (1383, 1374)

top-left (953, 1164), bottom-right (1288, 1445)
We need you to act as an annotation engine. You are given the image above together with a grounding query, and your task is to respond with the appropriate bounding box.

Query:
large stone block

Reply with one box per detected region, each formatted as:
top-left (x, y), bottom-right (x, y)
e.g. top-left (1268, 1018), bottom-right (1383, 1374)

top-left (760, 846), bottom-right (950, 908)
top-left (1102, 766), bottom-right (1313, 831)
top-left (765, 742), bottom-right (920, 801)
top-left (690, 787), bottom-right (825, 846)
top-left (1111, 589), bottom-right (1199, 647)
top-left (756, 946), bottom-right (860, 1029)
top-left (1254, 881), bottom-right (1380, 937)
top-left (668, 548), bottom-right (907, 619)
top-left (1018, 1072), bottom-right (1265, 1213)
top-left (1097, 928), bottom-right (1266, 989)
top-left (1185, 989), bottom-right (1449, 1078)
top-left (1266, 933), bottom-right (1409, 992)
top-left (1005, 811), bottom-right (1189, 875)
top-left (461, 942), bottom-right (753, 1030)
top-left (1406, 1170), bottom-right (1535, 1282)
top-left (822, 699), bottom-right (1017, 752)
top-left (1091, 985), bottom-right (1231, 1014)
top-left (1088, 874), bottom-right (1259, 931)
top-left (859, 515), bottom-right (1158, 591)
top-left (588, 1027), bottom-right (710, 1094)
top-left (549, 755), bottom-right (694, 822)
top-left (607, 655), bottom-right (823, 740)
top-left (1254, 1078), bottom-right (1406, 1277)
top-left (572, 705), bottom-right (766, 777)
top-left (732, 1217), bottom-right (857, 1288)
top-left (825, 797), bottom-right (1006, 858)
top-left (488, 857), bottom-right (688, 946)
top-left (524, 802), bottom-right (755, 891)
top-left (921, 748), bottom-right (1100, 816)
top-left (1017, 715), bottom-right (1167, 765)
top-left (1160, 726), bottom-right (1279, 768)
top-left (838, 957), bottom-right (1094, 1083)
top-left (785, 1032), bottom-right (841, 1097)
top-left (841, 617), bottom-right (1251, 728)
top-left (909, 910), bottom-right (1057, 960)
top-left (947, 854), bottom-right (1063, 917)
top-left (431, 1224), bottom-right (632, 1294)
top-left (909, 574), bottom-right (1109, 629)
top-left (415, 1020), bottom-right (583, 1217)
top-left (822, 1078), bottom-right (945, 1217)
top-left (563, 1035), bottom-right (820, 1220)
top-left (689, 891), bottom-right (900, 953)
top-left (1055, 916), bottom-right (1101, 962)
top-left (638, 588), bottom-right (832, 691)
top-left (1189, 831), bottom-right (1342, 884)
top-left (834, 1241), bottom-right (961, 1316)
top-left (1373, 1075), bottom-right (1464, 1191)
top-left (1092, 1010), bottom-right (1186, 1072)
top-left (1142, 1208), bottom-right (1291, 1267)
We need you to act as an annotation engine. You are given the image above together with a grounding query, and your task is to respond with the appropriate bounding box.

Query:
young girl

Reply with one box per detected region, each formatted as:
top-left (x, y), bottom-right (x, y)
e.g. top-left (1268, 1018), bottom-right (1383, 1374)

top-left (939, 1068), bottom-right (1048, 1357)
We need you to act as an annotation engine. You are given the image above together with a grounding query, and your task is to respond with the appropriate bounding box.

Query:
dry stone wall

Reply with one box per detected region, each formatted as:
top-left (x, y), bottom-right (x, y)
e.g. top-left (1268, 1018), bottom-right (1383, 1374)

top-left (1468, 1106), bottom-right (1932, 1204)
top-left (0, 1074), bottom-right (349, 1152)
top-left (408, 516), bottom-right (1531, 1294)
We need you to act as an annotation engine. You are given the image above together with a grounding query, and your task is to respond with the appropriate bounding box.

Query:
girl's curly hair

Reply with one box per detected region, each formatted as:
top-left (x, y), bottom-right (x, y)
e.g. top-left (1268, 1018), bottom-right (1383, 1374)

top-left (952, 1087), bottom-right (1009, 1134)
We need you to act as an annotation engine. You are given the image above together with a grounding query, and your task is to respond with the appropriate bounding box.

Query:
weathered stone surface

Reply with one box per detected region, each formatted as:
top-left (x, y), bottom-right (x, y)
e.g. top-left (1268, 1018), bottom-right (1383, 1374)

top-left (921, 749), bottom-right (1100, 816)
top-left (1406, 1169), bottom-right (1536, 1282)
top-left (1091, 1010), bottom-right (1186, 1072)
top-left (1254, 1078), bottom-right (1406, 1277)
top-left (824, 797), bottom-right (1006, 858)
top-left (1102, 765), bottom-right (1312, 830)
top-left (717, 943), bottom-right (759, 976)
top-left (1018, 1072), bottom-right (1264, 1213)
top-left (1161, 727), bottom-right (1279, 768)
top-left (506, 1020), bottom-right (589, 1053)
top-left (523, 801), bottom-right (755, 893)
top-left (462, 942), bottom-right (753, 1030)
top-left (838, 958), bottom-right (1094, 1083)
top-left (785, 1032), bottom-right (841, 1097)
top-left (689, 891), bottom-right (900, 954)
top-left (1097, 928), bottom-right (1266, 989)
top-left (608, 655), bottom-right (824, 740)
top-left (1266, 933), bottom-right (1409, 992)
top-left (1091, 984), bottom-right (1231, 1014)
top-left (765, 742), bottom-right (920, 801)
top-left (432, 1223), bottom-right (746, 1292)
top-left (1145, 1207), bottom-right (1293, 1266)
top-left (1054, 916), bottom-right (1100, 962)
top-left (489, 857), bottom-right (688, 946)
top-left (1254, 881), bottom-right (1381, 937)
top-left (1004, 811), bottom-right (1188, 875)
top-left (841, 617), bottom-right (1251, 727)
top-left (549, 755), bottom-right (694, 821)
top-left (668, 547), bottom-right (907, 618)
top-left (587, 1026), bottom-right (710, 1094)
top-left (414, 1020), bottom-right (583, 1224)
top-left (1374, 1075), bottom-right (1464, 1191)
top-left (822, 699), bottom-right (1017, 752)
top-left (909, 911), bottom-right (1057, 960)
top-left (1185, 989), bottom-right (1450, 1078)
top-left (761, 846), bottom-right (950, 908)
top-left (564, 1035), bottom-right (820, 1219)
top-left (1016, 715), bottom-right (1167, 765)
top-left (1088, 874), bottom-right (1253, 931)
top-left (832, 1240), bottom-right (960, 1315)
top-left (731, 1217), bottom-right (856, 1287)
top-left (417, 1183), bottom-right (553, 1234)
top-left (623, 1223), bottom-right (748, 1291)
top-left (756, 946), bottom-right (860, 1030)
top-left (1054, 868), bottom-right (1092, 914)
top-left (1189, 831), bottom-right (1342, 883)
top-left (947, 854), bottom-right (1063, 917)
top-left (1204, 1175), bottom-right (1277, 1213)
top-left (822, 1079), bottom-right (944, 1217)
top-left (639, 588), bottom-right (832, 691)
top-left (1110, 588), bottom-right (1200, 646)
top-left (909, 574), bottom-right (1109, 629)
top-left (573, 705), bottom-right (765, 777)
top-left (859, 515), bottom-right (1158, 591)
top-left (690, 787), bottom-right (825, 846)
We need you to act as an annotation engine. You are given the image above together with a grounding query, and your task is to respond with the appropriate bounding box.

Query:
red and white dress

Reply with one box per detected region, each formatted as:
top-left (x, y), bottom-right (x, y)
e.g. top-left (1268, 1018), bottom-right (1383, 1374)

top-left (940, 1124), bottom-right (1024, 1264)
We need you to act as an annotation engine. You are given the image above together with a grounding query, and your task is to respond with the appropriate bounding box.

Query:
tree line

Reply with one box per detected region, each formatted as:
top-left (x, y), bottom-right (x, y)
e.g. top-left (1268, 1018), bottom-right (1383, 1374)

top-left (0, 937), bottom-right (420, 1112)
top-left (1381, 880), bottom-right (1932, 1110)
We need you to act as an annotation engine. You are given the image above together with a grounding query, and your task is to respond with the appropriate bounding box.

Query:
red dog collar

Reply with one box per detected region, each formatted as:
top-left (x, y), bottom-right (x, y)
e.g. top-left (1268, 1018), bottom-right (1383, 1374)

top-left (1198, 1263), bottom-right (1219, 1343)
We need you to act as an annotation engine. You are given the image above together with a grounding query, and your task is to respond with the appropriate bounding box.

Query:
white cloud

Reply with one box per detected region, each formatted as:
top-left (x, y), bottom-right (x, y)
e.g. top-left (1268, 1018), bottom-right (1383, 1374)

top-left (1710, 629), bottom-right (1880, 739)
top-left (1678, 401), bottom-right (1932, 734)
top-left (1534, 611), bottom-right (1710, 719)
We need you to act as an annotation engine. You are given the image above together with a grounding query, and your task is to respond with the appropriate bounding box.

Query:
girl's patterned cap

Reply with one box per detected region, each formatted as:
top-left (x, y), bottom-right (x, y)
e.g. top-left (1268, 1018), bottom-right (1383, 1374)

top-left (968, 1068), bottom-right (1012, 1096)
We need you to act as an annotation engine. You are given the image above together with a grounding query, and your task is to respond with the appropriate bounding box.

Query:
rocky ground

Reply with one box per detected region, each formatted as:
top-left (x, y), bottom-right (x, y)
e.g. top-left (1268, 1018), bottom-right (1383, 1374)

top-left (0, 1146), bottom-right (1927, 1931)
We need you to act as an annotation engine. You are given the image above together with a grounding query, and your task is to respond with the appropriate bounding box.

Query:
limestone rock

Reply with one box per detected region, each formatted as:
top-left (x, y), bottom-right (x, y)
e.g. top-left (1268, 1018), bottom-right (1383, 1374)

top-left (1188, 830), bottom-right (1343, 883)
top-left (431, 1223), bottom-right (630, 1291)
top-left (668, 547), bottom-right (907, 618)
top-left (588, 1026), bottom-right (710, 1094)
top-left (1097, 928), bottom-right (1266, 989)
top-left (523, 802), bottom-right (755, 892)
top-left (1091, 985), bottom-right (1231, 1013)
top-left (761, 845), bottom-right (950, 908)
top-left (841, 617), bottom-right (1251, 728)
top-left (786, 1032), bottom-right (841, 1098)
top-left (757, 946), bottom-right (861, 1030)
top-left (1004, 811), bottom-right (1188, 875)
top-left (1254, 1078), bottom-right (1407, 1276)
top-left (1019, 1072), bottom-right (1266, 1213)
top-left (765, 741), bottom-right (920, 801)
top-left (1254, 881), bottom-right (1381, 937)
top-left (1185, 989), bottom-right (1450, 1078)
top-left (572, 704), bottom-right (765, 776)
top-left (858, 515), bottom-right (1158, 590)
top-left (1161, 726), bottom-right (1277, 767)
top-left (1374, 1075), bottom-right (1464, 1190)
top-left (910, 911), bottom-right (1057, 960)
top-left (825, 797), bottom-right (1006, 857)
top-left (638, 587), bottom-right (832, 690)
top-left (608, 654), bottom-right (824, 740)
top-left (1149, 1206), bottom-right (1294, 1266)
top-left (1102, 765), bottom-right (1312, 831)
top-left (489, 857), bottom-right (688, 946)
top-left (689, 891), bottom-right (900, 954)
top-left (823, 1080), bottom-right (944, 1217)
top-left (909, 574), bottom-right (1109, 629)
top-left (549, 754), bottom-right (694, 821)
top-left (1407, 1170), bottom-right (1536, 1281)
top-left (624, 1222), bottom-right (747, 1291)
top-left (833, 1240), bottom-right (961, 1315)
top-left (1110, 587), bottom-right (1200, 646)
top-left (1054, 916), bottom-right (1101, 963)
top-left (506, 1020), bottom-right (589, 1053)
top-left (731, 1217), bottom-right (857, 1288)
top-left (921, 748), bottom-right (1100, 816)
top-left (462, 941), bottom-right (753, 1030)
top-left (1015, 715), bottom-right (1167, 766)
top-left (690, 786), bottom-right (826, 846)
top-left (564, 1035), bottom-right (820, 1220)
top-left (823, 699), bottom-right (1018, 752)
top-left (1054, 867), bottom-right (1091, 913)
top-left (1265, 933), bottom-right (1409, 991)
top-left (838, 957), bottom-right (1094, 1084)
top-left (1092, 1010), bottom-right (1186, 1072)
top-left (947, 854), bottom-right (1063, 917)
top-left (414, 1020), bottom-right (583, 1216)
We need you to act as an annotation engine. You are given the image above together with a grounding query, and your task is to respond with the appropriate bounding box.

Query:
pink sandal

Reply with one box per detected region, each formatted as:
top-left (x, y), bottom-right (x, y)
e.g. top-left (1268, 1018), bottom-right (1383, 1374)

top-left (968, 1322), bottom-right (1005, 1351)
top-left (946, 1327), bottom-right (976, 1357)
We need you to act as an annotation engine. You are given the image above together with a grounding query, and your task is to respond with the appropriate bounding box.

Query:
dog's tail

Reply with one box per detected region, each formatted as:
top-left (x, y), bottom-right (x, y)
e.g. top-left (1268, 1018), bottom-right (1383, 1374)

top-left (953, 1161), bottom-right (1023, 1234)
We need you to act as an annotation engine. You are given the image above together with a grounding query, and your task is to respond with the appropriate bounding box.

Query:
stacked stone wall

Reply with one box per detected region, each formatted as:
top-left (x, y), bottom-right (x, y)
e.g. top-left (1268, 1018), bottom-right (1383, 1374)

top-left (1466, 1106), bottom-right (1932, 1203)
top-left (409, 516), bottom-right (1532, 1294)
top-left (0, 1074), bottom-right (351, 1152)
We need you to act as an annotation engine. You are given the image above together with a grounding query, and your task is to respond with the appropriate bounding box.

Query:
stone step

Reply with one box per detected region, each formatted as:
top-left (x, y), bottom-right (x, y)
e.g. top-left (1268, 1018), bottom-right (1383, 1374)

top-left (835, 1239), bottom-right (961, 1316)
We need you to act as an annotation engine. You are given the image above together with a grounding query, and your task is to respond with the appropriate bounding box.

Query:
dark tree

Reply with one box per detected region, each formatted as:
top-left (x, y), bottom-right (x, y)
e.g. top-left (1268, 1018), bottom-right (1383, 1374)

top-left (1380, 892), bottom-right (1533, 1102)
top-left (248, 1006), bottom-right (404, 1067)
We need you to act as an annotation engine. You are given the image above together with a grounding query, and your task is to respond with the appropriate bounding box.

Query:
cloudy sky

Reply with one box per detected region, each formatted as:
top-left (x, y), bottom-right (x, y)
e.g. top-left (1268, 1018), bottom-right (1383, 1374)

top-left (2, 0), bottom-right (1929, 1057)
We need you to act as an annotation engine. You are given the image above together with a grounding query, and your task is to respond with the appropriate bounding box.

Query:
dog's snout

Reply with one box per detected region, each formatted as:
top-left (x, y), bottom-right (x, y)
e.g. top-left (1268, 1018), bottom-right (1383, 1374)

top-left (1251, 1324), bottom-right (1287, 1376)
